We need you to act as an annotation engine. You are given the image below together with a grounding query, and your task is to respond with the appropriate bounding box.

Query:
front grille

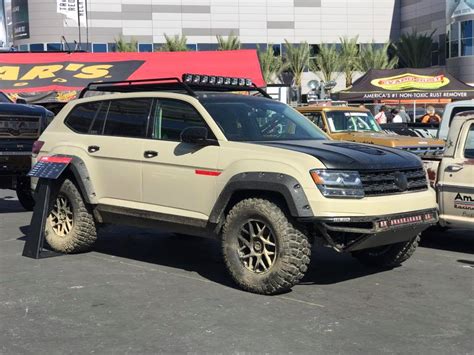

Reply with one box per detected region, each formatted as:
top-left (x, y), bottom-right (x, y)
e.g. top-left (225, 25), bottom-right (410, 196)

top-left (399, 146), bottom-right (445, 156)
top-left (360, 168), bottom-right (428, 196)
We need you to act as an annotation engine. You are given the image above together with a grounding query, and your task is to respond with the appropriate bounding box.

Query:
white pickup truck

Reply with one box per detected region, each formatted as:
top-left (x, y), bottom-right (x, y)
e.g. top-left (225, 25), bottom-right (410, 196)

top-left (424, 111), bottom-right (474, 229)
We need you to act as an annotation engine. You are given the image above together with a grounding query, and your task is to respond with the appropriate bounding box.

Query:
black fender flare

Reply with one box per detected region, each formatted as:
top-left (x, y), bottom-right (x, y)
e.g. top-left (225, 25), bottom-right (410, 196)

top-left (53, 155), bottom-right (98, 205)
top-left (209, 172), bottom-right (314, 225)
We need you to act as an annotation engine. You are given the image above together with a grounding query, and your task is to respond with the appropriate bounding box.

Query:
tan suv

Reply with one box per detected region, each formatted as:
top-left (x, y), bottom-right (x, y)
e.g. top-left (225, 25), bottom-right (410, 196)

top-left (33, 75), bottom-right (438, 294)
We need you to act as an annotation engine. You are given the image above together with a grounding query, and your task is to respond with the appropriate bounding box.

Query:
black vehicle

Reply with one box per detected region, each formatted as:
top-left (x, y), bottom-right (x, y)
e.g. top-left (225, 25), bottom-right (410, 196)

top-left (0, 93), bottom-right (54, 210)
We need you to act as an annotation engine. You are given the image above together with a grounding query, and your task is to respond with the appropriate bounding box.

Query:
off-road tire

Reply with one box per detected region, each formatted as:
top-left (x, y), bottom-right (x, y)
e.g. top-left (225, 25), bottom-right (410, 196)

top-left (352, 234), bottom-right (420, 268)
top-left (44, 179), bottom-right (97, 253)
top-left (222, 198), bottom-right (311, 295)
top-left (16, 179), bottom-right (35, 211)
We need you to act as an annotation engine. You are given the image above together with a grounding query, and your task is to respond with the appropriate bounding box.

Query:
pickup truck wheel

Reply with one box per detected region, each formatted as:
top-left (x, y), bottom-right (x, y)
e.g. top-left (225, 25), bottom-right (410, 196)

top-left (44, 179), bottom-right (97, 253)
top-left (16, 178), bottom-right (35, 211)
top-left (352, 235), bottom-right (420, 268)
top-left (222, 198), bottom-right (311, 295)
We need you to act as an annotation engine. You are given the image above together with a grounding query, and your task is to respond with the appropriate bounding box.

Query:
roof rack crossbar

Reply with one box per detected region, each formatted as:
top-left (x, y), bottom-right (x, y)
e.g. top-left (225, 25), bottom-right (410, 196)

top-left (79, 77), bottom-right (196, 98)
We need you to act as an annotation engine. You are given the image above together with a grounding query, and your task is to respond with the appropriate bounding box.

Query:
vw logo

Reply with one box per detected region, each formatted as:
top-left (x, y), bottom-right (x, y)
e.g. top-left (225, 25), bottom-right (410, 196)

top-left (393, 171), bottom-right (408, 191)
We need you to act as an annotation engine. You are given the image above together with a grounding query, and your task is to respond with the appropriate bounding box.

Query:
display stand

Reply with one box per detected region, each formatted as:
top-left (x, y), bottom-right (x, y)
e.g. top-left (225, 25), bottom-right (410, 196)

top-left (22, 156), bottom-right (72, 259)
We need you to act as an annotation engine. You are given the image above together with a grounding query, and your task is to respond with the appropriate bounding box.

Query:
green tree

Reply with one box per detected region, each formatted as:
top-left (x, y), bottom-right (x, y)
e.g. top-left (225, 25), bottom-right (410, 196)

top-left (257, 44), bottom-right (286, 83)
top-left (310, 43), bottom-right (340, 82)
top-left (339, 36), bottom-right (360, 88)
top-left (114, 35), bottom-right (137, 52)
top-left (395, 30), bottom-right (435, 68)
top-left (283, 40), bottom-right (310, 90)
top-left (216, 32), bottom-right (241, 50)
top-left (161, 34), bottom-right (188, 51)
top-left (358, 42), bottom-right (398, 71)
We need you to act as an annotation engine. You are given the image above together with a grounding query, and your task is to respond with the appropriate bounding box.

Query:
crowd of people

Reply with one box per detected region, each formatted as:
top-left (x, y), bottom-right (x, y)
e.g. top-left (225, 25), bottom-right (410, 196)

top-left (371, 105), bottom-right (442, 125)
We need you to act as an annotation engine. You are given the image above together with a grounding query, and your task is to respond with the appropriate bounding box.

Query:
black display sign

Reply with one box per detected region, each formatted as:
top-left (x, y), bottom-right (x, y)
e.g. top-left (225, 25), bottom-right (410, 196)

top-left (28, 156), bottom-right (72, 179)
top-left (12, 0), bottom-right (29, 40)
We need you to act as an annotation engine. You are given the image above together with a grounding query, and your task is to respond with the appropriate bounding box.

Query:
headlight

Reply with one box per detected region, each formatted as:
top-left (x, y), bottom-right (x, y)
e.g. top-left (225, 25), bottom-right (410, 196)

top-left (310, 170), bottom-right (364, 198)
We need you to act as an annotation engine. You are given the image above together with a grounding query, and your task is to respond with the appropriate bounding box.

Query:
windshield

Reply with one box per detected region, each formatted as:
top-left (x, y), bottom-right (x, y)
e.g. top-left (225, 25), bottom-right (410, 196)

top-left (326, 111), bottom-right (381, 133)
top-left (201, 96), bottom-right (327, 141)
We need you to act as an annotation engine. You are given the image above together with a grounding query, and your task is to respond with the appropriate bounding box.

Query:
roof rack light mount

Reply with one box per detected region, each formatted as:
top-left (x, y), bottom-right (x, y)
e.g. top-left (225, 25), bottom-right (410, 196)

top-left (79, 73), bottom-right (270, 99)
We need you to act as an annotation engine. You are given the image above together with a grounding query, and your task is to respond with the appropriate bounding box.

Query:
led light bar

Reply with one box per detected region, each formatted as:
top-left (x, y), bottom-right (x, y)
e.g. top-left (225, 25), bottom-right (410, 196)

top-left (182, 73), bottom-right (253, 87)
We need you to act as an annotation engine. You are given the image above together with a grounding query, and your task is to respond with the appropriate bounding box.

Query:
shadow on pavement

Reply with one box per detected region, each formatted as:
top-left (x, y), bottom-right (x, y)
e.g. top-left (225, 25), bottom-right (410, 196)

top-left (92, 226), bottom-right (386, 289)
top-left (420, 227), bottom-right (474, 254)
top-left (0, 194), bottom-right (25, 214)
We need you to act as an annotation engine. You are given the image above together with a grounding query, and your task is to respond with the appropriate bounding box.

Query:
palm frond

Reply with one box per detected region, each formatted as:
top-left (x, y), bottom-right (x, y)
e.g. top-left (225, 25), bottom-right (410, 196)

top-left (161, 34), bottom-right (188, 52)
top-left (216, 32), bottom-right (241, 50)
top-left (309, 43), bottom-right (340, 82)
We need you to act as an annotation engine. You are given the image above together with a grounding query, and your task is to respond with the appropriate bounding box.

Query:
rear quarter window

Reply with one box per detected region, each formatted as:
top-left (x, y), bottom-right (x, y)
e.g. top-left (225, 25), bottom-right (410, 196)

top-left (64, 101), bottom-right (103, 134)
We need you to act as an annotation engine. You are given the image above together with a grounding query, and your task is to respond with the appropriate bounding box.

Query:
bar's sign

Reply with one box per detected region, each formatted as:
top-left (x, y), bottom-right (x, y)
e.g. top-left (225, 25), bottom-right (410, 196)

top-left (0, 61), bottom-right (145, 89)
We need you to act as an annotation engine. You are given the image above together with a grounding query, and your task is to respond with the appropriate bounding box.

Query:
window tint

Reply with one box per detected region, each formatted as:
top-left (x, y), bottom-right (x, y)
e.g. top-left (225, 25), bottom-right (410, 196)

top-left (103, 99), bottom-right (152, 138)
top-left (65, 101), bottom-right (103, 133)
top-left (89, 101), bottom-right (109, 135)
top-left (464, 124), bottom-right (474, 159)
top-left (303, 112), bottom-right (324, 129)
top-left (152, 99), bottom-right (210, 141)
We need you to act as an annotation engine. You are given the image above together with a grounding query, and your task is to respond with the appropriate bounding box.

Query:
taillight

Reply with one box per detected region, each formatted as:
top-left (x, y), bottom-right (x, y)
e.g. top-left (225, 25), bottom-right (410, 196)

top-left (32, 140), bottom-right (44, 155)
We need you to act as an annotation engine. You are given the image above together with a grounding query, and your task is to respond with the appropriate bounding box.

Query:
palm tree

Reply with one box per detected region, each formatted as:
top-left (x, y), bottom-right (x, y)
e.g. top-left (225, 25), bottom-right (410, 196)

top-left (257, 44), bottom-right (286, 83)
top-left (339, 36), bottom-right (360, 88)
top-left (114, 35), bottom-right (137, 52)
top-left (283, 40), bottom-right (309, 91)
top-left (216, 32), bottom-right (241, 50)
top-left (161, 34), bottom-right (188, 51)
top-left (395, 30), bottom-right (435, 68)
top-left (358, 42), bottom-right (398, 71)
top-left (310, 43), bottom-right (340, 82)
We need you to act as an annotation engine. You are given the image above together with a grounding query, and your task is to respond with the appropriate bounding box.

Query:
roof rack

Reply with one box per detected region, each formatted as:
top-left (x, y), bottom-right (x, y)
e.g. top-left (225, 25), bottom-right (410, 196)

top-left (78, 74), bottom-right (271, 99)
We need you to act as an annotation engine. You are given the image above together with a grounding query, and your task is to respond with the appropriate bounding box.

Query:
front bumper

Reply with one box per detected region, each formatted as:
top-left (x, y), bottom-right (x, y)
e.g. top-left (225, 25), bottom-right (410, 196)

top-left (301, 208), bottom-right (438, 252)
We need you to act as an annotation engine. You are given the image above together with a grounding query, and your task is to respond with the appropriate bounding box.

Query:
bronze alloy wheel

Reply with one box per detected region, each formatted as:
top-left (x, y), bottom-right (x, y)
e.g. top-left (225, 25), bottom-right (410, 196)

top-left (49, 194), bottom-right (74, 237)
top-left (238, 219), bottom-right (277, 273)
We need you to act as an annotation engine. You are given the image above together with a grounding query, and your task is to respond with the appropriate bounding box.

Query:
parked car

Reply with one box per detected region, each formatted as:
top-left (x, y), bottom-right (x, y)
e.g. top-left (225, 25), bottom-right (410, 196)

top-left (0, 93), bottom-right (54, 210)
top-left (32, 75), bottom-right (438, 294)
top-left (297, 105), bottom-right (445, 156)
top-left (423, 111), bottom-right (474, 229)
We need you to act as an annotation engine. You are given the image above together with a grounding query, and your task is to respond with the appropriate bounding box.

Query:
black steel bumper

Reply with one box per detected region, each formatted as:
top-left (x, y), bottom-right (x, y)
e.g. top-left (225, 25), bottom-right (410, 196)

top-left (300, 208), bottom-right (438, 252)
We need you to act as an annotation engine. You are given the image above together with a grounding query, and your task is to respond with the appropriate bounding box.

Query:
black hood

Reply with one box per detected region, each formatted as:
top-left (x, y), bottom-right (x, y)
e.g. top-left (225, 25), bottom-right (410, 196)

top-left (258, 140), bottom-right (422, 170)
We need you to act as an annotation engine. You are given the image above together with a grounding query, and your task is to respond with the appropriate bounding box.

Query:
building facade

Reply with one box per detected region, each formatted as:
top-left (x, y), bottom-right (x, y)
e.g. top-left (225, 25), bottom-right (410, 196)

top-left (5, 0), bottom-right (474, 86)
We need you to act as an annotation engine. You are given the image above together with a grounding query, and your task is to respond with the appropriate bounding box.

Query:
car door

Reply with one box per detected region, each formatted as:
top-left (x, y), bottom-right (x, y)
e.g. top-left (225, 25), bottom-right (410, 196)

top-left (141, 98), bottom-right (219, 220)
top-left (86, 98), bottom-right (152, 206)
top-left (439, 119), bottom-right (474, 227)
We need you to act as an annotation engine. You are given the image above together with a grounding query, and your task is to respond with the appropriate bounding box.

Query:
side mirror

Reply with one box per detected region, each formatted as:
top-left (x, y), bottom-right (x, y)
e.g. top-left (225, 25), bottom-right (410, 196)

top-left (16, 98), bottom-right (27, 104)
top-left (181, 127), bottom-right (217, 146)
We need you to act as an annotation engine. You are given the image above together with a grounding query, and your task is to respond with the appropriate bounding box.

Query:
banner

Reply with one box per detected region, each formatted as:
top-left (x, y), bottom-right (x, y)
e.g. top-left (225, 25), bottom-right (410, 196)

top-left (338, 68), bottom-right (474, 101)
top-left (0, 50), bottom-right (265, 102)
top-left (57, 0), bottom-right (87, 28)
top-left (12, 0), bottom-right (29, 40)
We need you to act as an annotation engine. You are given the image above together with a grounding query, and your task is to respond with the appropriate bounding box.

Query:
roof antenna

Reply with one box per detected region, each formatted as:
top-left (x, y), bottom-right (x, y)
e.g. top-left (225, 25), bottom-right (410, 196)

top-left (62, 36), bottom-right (72, 52)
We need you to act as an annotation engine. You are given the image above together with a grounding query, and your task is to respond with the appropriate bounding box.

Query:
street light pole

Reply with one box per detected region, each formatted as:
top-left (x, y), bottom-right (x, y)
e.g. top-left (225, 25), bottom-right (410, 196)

top-left (76, 0), bottom-right (82, 50)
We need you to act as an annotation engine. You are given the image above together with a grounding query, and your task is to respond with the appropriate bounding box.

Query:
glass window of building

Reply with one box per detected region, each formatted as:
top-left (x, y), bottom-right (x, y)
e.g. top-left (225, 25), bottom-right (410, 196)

top-left (18, 44), bottom-right (29, 51)
top-left (272, 44), bottom-right (281, 56)
top-left (92, 43), bottom-right (107, 52)
top-left (138, 43), bottom-right (153, 52)
top-left (461, 20), bottom-right (473, 56)
top-left (186, 44), bottom-right (197, 51)
top-left (30, 43), bottom-right (45, 51)
top-left (46, 43), bottom-right (62, 51)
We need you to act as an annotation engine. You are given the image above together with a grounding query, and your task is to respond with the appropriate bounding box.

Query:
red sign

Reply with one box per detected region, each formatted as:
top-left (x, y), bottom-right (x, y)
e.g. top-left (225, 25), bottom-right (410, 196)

top-left (0, 50), bottom-right (265, 93)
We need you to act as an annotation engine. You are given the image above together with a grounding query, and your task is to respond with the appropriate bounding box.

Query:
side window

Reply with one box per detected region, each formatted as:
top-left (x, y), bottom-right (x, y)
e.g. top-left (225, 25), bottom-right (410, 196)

top-left (153, 99), bottom-right (213, 141)
top-left (89, 101), bottom-right (109, 135)
top-left (464, 123), bottom-right (474, 159)
top-left (64, 101), bottom-right (102, 133)
top-left (103, 99), bottom-right (152, 138)
top-left (303, 112), bottom-right (324, 129)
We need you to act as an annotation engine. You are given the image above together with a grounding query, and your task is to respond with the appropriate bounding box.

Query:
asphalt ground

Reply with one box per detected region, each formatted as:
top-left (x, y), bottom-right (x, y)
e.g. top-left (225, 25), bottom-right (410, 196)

top-left (1, 189), bottom-right (473, 354)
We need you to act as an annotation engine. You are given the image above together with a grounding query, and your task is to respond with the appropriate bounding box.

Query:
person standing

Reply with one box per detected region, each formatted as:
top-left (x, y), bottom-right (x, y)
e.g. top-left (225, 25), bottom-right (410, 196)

top-left (398, 106), bottom-right (411, 123)
top-left (391, 108), bottom-right (403, 123)
top-left (421, 106), bottom-right (442, 124)
top-left (374, 105), bottom-right (387, 124)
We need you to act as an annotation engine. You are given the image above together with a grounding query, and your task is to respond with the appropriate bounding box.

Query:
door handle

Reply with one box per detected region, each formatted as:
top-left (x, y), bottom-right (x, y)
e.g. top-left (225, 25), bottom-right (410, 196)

top-left (144, 150), bottom-right (158, 158)
top-left (88, 145), bottom-right (100, 153)
top-left (446, 164), bottom-right (463, 172)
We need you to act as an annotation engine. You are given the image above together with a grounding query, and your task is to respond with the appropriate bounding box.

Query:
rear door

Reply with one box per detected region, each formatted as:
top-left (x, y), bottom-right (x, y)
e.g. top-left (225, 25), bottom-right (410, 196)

top-left (141, 98), bottom-right (219, 219)
top-left (439, 119), bottom-right (474, 227)
top-left (63, 98), bottom-right (151, 205)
